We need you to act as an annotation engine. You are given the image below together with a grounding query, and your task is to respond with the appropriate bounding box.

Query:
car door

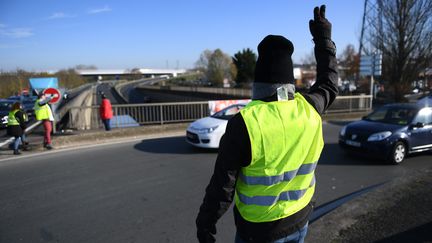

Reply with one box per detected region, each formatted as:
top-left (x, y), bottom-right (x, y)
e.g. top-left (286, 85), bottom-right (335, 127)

top-left (409, 108), bottom-right (432, 151)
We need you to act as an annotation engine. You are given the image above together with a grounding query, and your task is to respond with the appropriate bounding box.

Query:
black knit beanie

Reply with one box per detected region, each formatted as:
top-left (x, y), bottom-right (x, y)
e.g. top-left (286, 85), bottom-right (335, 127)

top-left (253, 35), bottom-right (295, 99)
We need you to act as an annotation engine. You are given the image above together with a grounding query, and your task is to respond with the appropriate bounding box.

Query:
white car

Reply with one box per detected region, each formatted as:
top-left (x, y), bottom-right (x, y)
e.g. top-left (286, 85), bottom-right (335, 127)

top-left (417, 94), bottom-right (432, 107)
top-left (186, 104), bottom-right (246, 148)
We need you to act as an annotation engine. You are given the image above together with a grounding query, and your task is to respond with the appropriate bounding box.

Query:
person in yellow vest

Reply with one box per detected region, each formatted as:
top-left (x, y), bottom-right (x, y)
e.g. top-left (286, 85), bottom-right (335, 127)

top-left (34, 93), bottom-right (55, 150)
top-left (7, 102), bottom-right (27, 155)
top-left (196, 5), bottom-right (338, 243)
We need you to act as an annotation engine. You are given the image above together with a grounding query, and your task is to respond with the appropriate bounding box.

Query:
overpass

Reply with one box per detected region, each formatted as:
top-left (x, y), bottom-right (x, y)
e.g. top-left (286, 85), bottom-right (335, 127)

top-left (76, 68), bottom-right (187, 79)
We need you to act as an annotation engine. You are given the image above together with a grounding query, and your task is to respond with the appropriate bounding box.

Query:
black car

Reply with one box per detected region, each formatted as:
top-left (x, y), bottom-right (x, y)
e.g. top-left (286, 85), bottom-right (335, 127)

top-left (339, 103), bottom-right (432, 164)
top-left (21, 97), bottom-right (37, 117)
top-left (0, 99), bottom-right (14, 129)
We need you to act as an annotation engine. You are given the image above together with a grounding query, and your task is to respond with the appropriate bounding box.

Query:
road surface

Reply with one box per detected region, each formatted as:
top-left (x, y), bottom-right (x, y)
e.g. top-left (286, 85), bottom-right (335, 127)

top-left (0, 122), bottom-right (430, 242)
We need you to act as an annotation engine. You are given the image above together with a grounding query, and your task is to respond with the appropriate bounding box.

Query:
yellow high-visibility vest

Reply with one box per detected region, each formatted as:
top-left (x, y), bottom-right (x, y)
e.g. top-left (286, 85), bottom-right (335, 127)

top-left (34, 99), bottom-right (50, 121)
top-left (7, 109), bottom-right (20, 126)
top-left (235, 93), bottom-right (324, 223)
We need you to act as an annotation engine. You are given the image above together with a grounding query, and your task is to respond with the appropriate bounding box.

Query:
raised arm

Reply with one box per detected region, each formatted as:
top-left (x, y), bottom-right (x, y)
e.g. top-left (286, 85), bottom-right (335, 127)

top-left (304, 5), bottom-right (339, 115)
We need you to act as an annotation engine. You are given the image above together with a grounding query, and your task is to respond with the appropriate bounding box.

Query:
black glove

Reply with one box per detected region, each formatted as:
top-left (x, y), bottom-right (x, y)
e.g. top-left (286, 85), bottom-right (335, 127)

top-left (309, 5), bottom-right (332, 41)
top-left (197, 225), bottom-right (216, 243)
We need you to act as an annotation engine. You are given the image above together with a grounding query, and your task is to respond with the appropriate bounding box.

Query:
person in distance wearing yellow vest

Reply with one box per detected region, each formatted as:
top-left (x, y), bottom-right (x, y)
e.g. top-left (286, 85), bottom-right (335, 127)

top-left (196, 5), bottom-right (338, 243)
top-left (34, 93), bottom-right (55, 150)
top-left (7, 102), bottom-right (27, 155)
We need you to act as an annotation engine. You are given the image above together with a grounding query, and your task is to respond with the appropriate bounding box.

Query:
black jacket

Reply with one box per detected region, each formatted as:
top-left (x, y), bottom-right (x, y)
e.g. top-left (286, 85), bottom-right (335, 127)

top-left (7, 110), bottom-right (27, 137)
top-left (196, 39), bottom-right (338, 243)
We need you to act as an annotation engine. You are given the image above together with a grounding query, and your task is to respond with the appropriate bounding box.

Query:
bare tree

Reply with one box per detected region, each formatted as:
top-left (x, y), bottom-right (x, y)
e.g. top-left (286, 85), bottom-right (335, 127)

top-left (338, 44), bottom-right (360, 81)
top-left (56, 69), bottom-right (85, 88)
top-left (130, 67), bottom-right (142, 80)
top-left (195, 50), bottom-right (213, 73)
top-left (195, 49), bottom-right (237, 86)
top-left (301, 50), bottom-right (316, 66)
top-left (207, 49), bottom-right (237, 86)
top-left (373, 0), bottom-right (432, 101)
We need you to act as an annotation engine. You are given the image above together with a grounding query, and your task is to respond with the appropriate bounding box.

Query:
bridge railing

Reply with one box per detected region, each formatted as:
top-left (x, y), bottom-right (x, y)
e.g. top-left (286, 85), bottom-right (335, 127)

top-left (67, 95), bottom-right (372, 130)
top-left (68, 101), bottom-right (210, 130)
top-left (326, 94), bottom-right (372, 113)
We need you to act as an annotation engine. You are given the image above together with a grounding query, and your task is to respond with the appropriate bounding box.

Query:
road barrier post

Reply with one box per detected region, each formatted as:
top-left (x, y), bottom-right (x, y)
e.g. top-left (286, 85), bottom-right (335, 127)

top-left (160, 105), bottom-right (164, 125)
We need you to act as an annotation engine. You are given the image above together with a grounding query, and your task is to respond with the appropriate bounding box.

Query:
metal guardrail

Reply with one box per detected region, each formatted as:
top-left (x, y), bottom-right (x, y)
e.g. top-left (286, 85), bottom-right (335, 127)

top-left (326, 94), bottom-right (372, 113)
top-left (68, 95), bottom-right (372, 130)
top-left (0, 120), bottom-right (42, 148)
top-left (69, 101), bottom-right (209, 130)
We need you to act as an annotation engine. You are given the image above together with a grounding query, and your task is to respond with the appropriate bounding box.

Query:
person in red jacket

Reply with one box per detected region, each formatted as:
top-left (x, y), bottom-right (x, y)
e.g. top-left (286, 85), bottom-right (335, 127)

top-left (99, 93), bottom-right (113, 131)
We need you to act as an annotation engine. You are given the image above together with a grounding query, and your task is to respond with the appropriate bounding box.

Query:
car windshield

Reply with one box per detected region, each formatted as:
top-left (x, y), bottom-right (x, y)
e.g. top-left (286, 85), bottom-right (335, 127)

top-left (23, 100), bottom-right (34, 106)
top-left (211, 105), bottom-right (244, 120)
top-left (364, 106), bottom-right (418, 125)
top-left (8, 97), bottom-right (21, 101)
top-left (0, 102), bottom-right (12, 111)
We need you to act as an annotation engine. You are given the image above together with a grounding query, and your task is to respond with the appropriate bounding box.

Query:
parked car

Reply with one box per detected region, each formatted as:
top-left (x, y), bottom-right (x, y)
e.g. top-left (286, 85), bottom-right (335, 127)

top-left (339, 103), bottom-right (432, 164)
top-left (21, 97), bottom-right (37, 117)
top-left (7, 96), bottom-right (22, 102)
top-left (186, 104), bottom-right (247, 148)
top-left (0, 99), bottom-right (14, 129)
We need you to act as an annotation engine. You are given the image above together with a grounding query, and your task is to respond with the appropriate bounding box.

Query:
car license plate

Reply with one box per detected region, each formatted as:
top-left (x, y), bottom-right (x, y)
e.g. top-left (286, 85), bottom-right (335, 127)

top-left (346, 140), bottom-right (361, 147)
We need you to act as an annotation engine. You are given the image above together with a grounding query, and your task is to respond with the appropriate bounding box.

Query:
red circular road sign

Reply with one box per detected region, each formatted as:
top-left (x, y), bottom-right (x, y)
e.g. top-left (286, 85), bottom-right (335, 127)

top-left (43, 88), bottom-right (61, 104)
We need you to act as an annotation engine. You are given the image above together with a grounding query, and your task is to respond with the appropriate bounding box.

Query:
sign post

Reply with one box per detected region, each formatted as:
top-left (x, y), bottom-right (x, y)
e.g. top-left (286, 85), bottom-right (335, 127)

top-left (42, 88), bottom-right (61, 134)
top-left (360, 53), bottom-right (382, 110)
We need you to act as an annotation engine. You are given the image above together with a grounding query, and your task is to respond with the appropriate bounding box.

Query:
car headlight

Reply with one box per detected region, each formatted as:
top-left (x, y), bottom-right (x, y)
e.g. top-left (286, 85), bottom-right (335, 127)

top-left (340, 126), bottom-right (347, 137)
top-left (367, 131), bottom-right (392, 141)
top-left (196, 126), bottom-right (219, 134)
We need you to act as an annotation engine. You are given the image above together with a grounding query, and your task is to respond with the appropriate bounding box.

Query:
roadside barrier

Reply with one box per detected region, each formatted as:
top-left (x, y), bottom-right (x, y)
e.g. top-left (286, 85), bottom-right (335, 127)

top-left (0, 120), bottom-right (42, 148)
top-left (68, 95), bottom-right (372, 130)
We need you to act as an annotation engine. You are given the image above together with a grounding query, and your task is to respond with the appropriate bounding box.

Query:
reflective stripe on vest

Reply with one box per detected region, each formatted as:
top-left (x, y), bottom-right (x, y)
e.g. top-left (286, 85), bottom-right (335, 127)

top-left (8, 110), bottom-right (20, 126)
top-left (34, 99), bottom-right (50, 120)
top-left (235, 93), bottom-right (324, 223)
top-left (237, 176), bottom-right (316, 206)
top-left (239, 161), bottom-right (318, 186)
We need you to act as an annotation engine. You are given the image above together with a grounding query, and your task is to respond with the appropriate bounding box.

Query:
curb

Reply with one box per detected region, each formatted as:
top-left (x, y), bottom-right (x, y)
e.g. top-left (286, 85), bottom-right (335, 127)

top-left (0, 123), bottom-right (189, 161)
top-left (306, 166), bottom-right (432, 242)
top-left (52, 123), bottom-right (189, 149)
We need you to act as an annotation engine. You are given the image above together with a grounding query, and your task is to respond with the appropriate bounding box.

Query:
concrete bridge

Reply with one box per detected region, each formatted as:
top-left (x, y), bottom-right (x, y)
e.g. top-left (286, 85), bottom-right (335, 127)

top-left (76, 68), bottom-right (187, 79)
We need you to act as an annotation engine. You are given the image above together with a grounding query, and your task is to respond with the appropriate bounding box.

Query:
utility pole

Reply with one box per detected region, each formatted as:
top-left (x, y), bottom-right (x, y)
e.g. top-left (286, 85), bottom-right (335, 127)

top-left (359, 0), bottom-right (383, 57)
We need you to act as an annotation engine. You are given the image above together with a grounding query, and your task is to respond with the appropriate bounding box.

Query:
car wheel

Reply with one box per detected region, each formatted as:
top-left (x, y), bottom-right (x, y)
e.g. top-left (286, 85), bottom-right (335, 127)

top-left (388, 141), bottom-right (406, 165)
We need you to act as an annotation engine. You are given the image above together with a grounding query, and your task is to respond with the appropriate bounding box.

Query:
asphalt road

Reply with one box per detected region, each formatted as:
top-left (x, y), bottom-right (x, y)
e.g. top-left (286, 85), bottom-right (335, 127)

top-left (96, 82), bottom-right (124, 105)
top-left (0, 122), bottom-right (430, 243)
top-left (123, 78), bottom-right (164, 104)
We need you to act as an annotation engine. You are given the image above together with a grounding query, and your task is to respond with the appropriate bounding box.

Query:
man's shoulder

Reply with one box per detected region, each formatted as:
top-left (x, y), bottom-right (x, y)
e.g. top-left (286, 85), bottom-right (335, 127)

top-left (228, 113), bottom-right (245, 126)
top-left (225, 113), bottom-right (247, 137)
top-left (15, 110), bottom-right (24, 116)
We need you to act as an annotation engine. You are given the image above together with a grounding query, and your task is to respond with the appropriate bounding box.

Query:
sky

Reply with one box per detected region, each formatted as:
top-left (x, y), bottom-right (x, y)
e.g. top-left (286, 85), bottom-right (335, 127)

top-left (0, 0), bottom-right (365, 71)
